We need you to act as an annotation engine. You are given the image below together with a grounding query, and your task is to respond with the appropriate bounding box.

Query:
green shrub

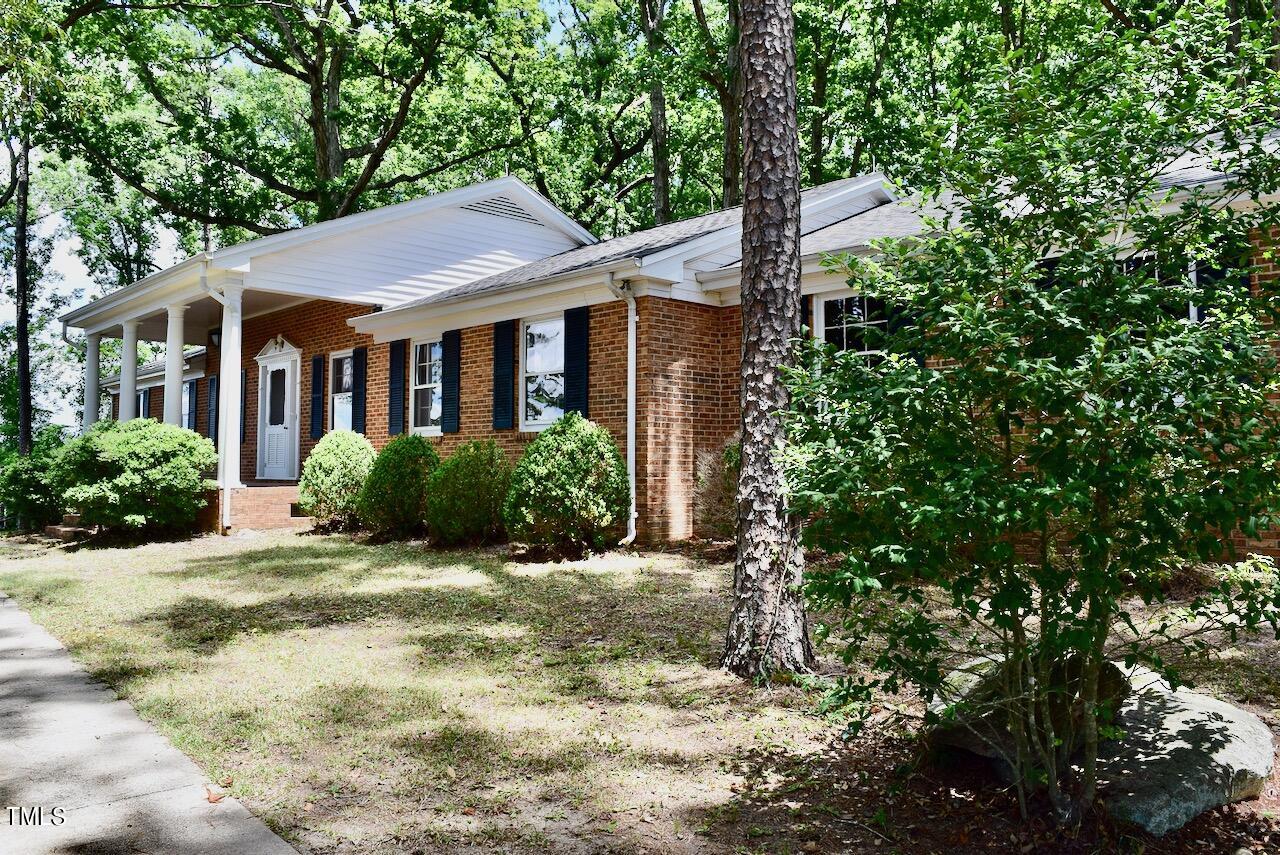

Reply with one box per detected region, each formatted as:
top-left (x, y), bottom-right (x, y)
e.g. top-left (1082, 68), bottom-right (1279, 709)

top-left (299, 430), bottom-right (376, 530)
top-left (502, 412), bottom-right (629, 556)
top-left (427, 440), bottom-right (512, 546)
top-left (0, 453), bottom-right (63, 530)
top-left (693, 433), bottom-right (741, 540)
top-left (58, 419), bottom-right (218, 533)
top-left (357, 434), bottom-right (439, 537)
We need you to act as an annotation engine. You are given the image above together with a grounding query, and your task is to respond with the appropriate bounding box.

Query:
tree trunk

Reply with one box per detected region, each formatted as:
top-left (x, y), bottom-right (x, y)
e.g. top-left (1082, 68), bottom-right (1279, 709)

top-left (639, 0), bottom-right (671, 224)
top-left (15, 132), bottom-right (32, 457)
top-left (807, 47), bottom-right (828, 186)
top-left (722, 0), bottom-right (813, 679)
top-left (720, 60), bottom-right (743, 208)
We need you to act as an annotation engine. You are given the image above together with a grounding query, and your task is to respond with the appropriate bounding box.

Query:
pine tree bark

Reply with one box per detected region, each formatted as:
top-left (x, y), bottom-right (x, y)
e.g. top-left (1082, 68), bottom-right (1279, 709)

top-left (722, 0), bottom-right (813, 678)
top-left (15, 132), bottom-right (32, 457)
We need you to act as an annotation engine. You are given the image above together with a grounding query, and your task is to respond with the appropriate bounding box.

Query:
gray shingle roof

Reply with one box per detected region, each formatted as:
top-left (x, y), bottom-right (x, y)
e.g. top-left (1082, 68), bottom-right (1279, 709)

top-left (797, 198), bottom-right (937, 258)
top-left (389, 176), bottom-right (876, 310)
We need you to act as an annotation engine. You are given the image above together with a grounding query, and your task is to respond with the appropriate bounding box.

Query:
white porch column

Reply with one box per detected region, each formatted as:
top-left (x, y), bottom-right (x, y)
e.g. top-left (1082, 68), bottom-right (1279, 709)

top-left (118, 319), bottom-right (139, 420)
top-left (217, 283), bottom-right (244, 491)
top-left (82, 333), bottom-right (101, 433)
top-left (163, 304), bottom-right (188, 425)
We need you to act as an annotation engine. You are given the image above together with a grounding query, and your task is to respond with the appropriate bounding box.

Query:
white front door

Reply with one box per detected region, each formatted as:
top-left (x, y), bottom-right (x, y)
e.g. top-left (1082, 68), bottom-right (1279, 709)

top-left (261, 362), bottom-right (295, 479)
top-left (255, 336), bottom-right (302, 481)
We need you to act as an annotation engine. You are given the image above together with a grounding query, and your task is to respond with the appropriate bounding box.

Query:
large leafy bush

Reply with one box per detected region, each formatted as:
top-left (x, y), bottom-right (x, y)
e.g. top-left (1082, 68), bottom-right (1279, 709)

top-left (502, 412), bottom-right (629, 556)
top-left (59, 419), bottom-right (217, 532)
top-left (299, 430), bottom-right (375, 530)
top-left (0, 426), bottom-right (68, 531)
top-left (356, 433), bottom-right (439, 537)
top-left (1, 454), bottom-right (62, 530)
top-left (426, 440), bottom-right (511, 546)
top-left (786, 19), bottom-right (1280, 827)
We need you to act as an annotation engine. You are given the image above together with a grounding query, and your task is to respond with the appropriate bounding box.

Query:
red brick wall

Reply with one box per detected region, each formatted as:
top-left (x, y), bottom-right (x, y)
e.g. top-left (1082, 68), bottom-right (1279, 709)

top-left (635, 297), bottom-right (740, 541)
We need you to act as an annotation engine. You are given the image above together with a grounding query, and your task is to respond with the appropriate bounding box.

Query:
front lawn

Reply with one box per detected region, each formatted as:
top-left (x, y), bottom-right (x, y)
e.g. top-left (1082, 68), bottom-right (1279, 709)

top-left (1, 533), bottom-right (1278, 853)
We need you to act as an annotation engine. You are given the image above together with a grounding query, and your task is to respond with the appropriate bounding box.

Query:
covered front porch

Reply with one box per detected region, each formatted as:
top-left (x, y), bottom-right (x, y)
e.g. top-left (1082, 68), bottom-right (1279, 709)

top-left (62, 258), bottom-right (349, 532)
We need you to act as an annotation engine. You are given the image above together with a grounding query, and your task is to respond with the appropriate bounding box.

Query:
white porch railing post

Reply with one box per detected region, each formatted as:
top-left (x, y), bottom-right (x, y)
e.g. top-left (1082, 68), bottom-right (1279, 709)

top-left (83, 332), bottom-right (101, 433)
top-left (118, 319), bottom-right (139, 420)
top-left (163, 304), bottom-right (188, 425)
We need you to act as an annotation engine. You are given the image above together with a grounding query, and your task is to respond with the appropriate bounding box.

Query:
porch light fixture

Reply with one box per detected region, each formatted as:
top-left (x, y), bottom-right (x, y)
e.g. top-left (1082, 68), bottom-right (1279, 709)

top-left (210, 327), bottom-right (221, 347)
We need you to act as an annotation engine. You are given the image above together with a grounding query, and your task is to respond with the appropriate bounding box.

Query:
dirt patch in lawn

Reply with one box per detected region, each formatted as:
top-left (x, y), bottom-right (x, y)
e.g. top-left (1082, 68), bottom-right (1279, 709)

top-left (0, 532), bottom-right (1277, 853)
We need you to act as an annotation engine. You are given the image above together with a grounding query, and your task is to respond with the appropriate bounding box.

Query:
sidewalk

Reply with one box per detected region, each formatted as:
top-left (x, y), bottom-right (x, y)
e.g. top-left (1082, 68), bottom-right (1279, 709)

top-left (0, 592), bottom-right (298, 854)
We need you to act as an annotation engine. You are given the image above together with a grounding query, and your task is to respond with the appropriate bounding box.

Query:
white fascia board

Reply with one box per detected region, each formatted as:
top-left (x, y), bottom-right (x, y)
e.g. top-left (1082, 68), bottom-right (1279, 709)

top-left (351, 260), bottom-right (639, 339)
top-left (501, 180), bottom-right (599, 245)
top-left (102, 358), bottom-right (207, 391)
top-left (60, 254), bottom-right (212, 327)
top-left (351, 277), bottom-right (623, 344)
top-left (639, 173), bottom-right (893, 283)
top-left (79, 279), bottom-right (214, 339)
top-left (212, 177), bottom-right (592, 271)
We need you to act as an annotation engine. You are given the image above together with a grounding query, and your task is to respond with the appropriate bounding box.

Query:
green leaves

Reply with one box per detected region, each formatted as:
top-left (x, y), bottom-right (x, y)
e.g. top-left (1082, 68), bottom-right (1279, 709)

top-left (786, 0), bottom-right (1280, 818)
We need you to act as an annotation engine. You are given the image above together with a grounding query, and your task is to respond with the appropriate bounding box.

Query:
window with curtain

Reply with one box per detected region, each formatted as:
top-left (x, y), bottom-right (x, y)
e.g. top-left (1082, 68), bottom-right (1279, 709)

top-left (330, 352), bottom-right (353, 430)
top-left (411, 340), bottom-right (443, 434)
top-left (521, 315), bottom-right (564, 428)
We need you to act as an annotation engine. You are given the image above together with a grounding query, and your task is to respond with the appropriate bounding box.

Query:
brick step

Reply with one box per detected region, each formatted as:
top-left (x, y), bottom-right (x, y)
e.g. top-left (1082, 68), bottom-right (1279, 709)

top-left (44, 524), bottom-right (90, 542)
top-left (62, 513), bottom-right (81, 527)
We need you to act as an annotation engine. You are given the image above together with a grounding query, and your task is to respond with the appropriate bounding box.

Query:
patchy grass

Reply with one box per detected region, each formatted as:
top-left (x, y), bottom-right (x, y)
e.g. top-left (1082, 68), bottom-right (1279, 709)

top-left (0, 532), bottom-right (1277, 854)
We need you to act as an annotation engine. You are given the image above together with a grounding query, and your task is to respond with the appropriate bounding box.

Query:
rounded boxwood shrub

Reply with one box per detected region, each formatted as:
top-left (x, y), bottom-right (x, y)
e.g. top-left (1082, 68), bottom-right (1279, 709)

top-left (357, 433), bottom-right (439, 537)
top-left (426, 439), bottom-right (512, 546)
top-left (299, 430), bottom-right (376, 530)
top-left (58, 419), bottom-right (218, 533)
top-left (502, 412), bottom-right (629, 556)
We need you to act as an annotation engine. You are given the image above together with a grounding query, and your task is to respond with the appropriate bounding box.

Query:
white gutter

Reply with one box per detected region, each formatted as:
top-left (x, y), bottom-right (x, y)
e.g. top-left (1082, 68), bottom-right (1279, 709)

top-left (200, 263), bottom-right (234, 534)
top-left (606, 273), bottom-right (638, 546)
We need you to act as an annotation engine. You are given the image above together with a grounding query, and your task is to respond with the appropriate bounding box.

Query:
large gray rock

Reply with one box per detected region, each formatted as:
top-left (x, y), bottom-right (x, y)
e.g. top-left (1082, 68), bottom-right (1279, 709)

top-left (1097, 683), bottom-right (1275, 836)
top-left (928, 656), bottom-right (1131, 764)
top-left (928, 657), bottom-right (1275, 836)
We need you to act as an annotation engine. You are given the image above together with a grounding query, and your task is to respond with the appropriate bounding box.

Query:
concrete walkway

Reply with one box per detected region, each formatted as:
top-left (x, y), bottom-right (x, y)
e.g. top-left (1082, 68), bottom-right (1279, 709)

top-left (0, 593), bottom-right (298, 855)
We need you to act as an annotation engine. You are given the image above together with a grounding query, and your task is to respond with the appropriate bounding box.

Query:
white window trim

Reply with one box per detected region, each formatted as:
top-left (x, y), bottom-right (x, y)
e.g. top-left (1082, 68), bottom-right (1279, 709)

top-left (519, 312), bottom-right (566, 433)
top-left (328, 348), bottom-right (354, 432)
top-left (409, 337), bottom-right (443, 437)
top-left (814, 290), bottom-right (888, 358)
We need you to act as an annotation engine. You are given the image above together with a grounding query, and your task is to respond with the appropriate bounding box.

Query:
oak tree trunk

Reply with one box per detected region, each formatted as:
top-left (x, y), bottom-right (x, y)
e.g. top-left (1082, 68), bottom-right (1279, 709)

top-left (15, 132), bottom-right (32, 457)
top-left (722, 0), bottom-right (813, 678)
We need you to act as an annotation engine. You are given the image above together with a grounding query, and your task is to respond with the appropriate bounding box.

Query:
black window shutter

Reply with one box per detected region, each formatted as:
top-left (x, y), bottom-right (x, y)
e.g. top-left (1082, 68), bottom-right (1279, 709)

top-left (492, 320), bottom-right (515, 430)
top-left (800, 294), bottom-right (811, 334)
top-left (207, 376), bottom-right (219, 446)
top-left (310, 355), bottom-right (325, 439)
top-left (563, 306), bottom-right (589, 417)
top-left (240, 368), bottom-right (246, 442)
top-left (186, 380), bottom-right (198, 429)
top-left (388, 340), bottom-right (406, 435)
top-left (441, 329), bottom-right (461, 433)
top-left (351, 346), bottom-right (368, 434)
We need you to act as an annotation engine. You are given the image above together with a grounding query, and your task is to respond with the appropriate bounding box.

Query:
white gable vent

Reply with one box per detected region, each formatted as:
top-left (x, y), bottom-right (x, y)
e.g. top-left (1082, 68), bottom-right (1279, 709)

top-left (459, 195), bottom-right (544, 226)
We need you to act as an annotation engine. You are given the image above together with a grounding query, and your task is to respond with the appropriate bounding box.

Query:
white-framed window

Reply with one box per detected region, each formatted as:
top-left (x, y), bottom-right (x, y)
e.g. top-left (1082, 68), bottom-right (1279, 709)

top-left (329, 349), bottom-right (353, 431)
top-left (815, 292), bottom-right (888, 359)
top-left (520, 313), bottom-right (565, 430)
top-left (411, 339), bottom-right (443, 435)
top-left (136, 390), bottom-right (146, 418)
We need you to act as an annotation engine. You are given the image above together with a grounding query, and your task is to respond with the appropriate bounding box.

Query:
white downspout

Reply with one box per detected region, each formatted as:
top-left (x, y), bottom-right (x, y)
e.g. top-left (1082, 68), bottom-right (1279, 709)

top-left (200, 263), bottom-right (234, 533)
top-left (606, 274), bottom-right (638, 545)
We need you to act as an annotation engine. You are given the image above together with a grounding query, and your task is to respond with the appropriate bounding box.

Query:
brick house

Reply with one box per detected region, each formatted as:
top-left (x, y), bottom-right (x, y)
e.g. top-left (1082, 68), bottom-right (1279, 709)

top-left (64, 169), bottom-right (1278, 548)
top-left (63, 173), bottom-right (900, 537)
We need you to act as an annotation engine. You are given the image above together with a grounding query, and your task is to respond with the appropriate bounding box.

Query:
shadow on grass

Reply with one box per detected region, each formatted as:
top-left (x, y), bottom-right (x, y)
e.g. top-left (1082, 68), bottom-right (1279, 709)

top-left (146, 540), bottom-right (729, 675)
